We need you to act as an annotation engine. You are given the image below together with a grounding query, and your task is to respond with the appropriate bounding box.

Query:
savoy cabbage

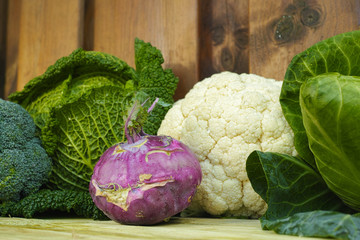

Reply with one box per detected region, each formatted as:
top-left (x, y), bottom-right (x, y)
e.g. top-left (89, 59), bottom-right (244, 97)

top-left (9, 39), bottom-right (178, 192)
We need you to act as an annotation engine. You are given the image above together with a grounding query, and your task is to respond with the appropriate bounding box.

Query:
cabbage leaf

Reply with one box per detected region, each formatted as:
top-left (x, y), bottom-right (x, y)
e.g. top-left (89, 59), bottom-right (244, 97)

top-left (262, 211), bottom-right (360, 240)
top-left (246, 151), bottom-right (351, 220)
top-left (247, 151), bottom-right (357, 239)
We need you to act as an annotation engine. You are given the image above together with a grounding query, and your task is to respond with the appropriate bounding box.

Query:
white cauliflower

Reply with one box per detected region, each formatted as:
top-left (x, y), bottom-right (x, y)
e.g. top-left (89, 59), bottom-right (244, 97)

top-left (158, 71), bottom-right (297, 218)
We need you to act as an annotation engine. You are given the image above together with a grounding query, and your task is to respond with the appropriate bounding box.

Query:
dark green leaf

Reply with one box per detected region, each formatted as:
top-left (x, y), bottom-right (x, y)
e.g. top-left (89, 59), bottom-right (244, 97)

top-left (262, 210), bottom-right (360, 240)
top-left (246, 150), bottom-right (356, 239)
top-left (246, 151), bottom-right (352, 221)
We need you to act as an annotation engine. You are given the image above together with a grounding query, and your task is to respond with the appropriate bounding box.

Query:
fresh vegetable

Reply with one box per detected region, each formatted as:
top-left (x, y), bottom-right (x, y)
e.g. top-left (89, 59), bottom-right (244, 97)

top-left (158, 71), bottom-right (296, 218)
top-left (1, 38), bottom-right (178, 219)
top-left (90, 99), bottom-right (202, 225)
top-left (246, 30), bottom-right (360, 239)
top-left (8, 38), bottom-right (178, 191)
top-left (0, 99), bottom-right (51, 202)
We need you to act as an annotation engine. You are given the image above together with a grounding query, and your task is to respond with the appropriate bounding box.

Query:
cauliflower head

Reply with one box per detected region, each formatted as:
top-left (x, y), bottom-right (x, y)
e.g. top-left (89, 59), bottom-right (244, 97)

top-left (157, 71), bottom-right (297, 218)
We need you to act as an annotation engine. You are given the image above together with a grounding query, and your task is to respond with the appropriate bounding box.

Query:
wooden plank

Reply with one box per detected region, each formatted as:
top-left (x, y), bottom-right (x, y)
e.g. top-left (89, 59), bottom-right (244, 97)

top-left (249, 0), bottom-right (360, 81)
top-left (16, 0), bottom-right (85, 91)
top-left (83, 0), bottom-right (94, 51)
top-left (0, 0), bottom-right (7, 98)
top-left (4, 0), bottom-right (20, 99)
top-left (92, 0), bottom-right (198, 100)
top-left (0, 217), bottom-right (326, 240)
top-left (198, 0), bottom-right (249, 81)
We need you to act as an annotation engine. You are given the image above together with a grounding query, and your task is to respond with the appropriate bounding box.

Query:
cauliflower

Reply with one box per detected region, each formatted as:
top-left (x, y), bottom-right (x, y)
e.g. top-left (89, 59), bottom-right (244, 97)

top-left (157, 71), bottom-right (297, 218)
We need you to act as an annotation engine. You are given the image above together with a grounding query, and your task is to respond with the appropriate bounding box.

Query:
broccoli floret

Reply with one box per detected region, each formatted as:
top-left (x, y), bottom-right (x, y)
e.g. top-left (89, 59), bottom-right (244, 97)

top-left (0, 98), bottom-right (52, 202)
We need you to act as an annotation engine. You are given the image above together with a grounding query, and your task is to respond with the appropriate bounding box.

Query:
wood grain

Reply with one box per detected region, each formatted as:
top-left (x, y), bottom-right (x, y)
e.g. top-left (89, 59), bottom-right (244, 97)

top-left (0, 217), bottom-right (326, 240)
top-left (2, 0), bottom-right (360, 97)
top-left (16, 0), bottom-right (85, 91)
top-left (83, 0), bottom-right (95, 51)
top-left (92, 0), bottom-right (198, 100)
top-left (4, 0), bottom-right (20, 99)
top-left (249, 0), bottom-right (360, 81)
top-left (198, 0), bottom-right (249, 80)
top-left (0, 0), bottom-right (7, 98)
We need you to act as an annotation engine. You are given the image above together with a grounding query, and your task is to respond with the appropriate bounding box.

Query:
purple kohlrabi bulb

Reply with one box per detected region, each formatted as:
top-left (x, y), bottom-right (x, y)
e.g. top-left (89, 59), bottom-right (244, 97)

top-left (89, 135), bottom-right (202, 225)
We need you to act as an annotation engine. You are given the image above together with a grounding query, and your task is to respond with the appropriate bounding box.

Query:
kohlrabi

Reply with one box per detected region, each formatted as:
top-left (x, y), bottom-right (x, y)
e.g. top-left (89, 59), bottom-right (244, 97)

top-left (89, 99), bottom-right (202, 225)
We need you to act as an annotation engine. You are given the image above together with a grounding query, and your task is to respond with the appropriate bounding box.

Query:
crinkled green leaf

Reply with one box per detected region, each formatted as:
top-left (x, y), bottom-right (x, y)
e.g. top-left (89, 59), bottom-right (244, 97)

top-left (9, 49), bottom-right (135, 129)
top-left (0, 189), bottom-right (108, 220)
top-left (134, 38), bottom-right (178, 134)
top-left (44, 86), bottom-right (133, 190)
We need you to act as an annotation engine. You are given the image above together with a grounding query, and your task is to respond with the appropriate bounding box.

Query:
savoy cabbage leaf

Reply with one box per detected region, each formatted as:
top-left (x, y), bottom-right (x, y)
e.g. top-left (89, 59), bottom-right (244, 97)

top-left (0, 189), bottom-right (108, 220)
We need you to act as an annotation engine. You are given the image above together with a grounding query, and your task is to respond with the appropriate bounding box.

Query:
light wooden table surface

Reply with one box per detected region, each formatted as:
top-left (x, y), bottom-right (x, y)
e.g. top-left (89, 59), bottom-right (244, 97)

top-left (0, 217), bottom-right (326, 240)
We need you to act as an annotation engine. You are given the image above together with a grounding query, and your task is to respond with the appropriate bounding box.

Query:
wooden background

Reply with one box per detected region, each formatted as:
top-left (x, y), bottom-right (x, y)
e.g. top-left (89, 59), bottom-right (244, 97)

top-left (0, 0), bottom-right (359, 100)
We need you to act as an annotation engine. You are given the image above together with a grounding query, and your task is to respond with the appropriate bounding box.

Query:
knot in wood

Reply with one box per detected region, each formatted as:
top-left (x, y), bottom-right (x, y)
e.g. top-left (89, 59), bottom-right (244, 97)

top-left (211, 26), bottom-right (225, 46)
top-left (221, 47), bottom-right (234, 70)
top-left (300, 7), bottom-right (321, 27)
top-left (274, 15), bottom-right (294, 43)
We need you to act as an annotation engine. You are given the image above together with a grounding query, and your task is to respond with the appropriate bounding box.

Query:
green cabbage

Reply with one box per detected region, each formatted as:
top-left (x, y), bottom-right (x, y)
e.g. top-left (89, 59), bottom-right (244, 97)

top-left (280, 30), bottom-right (360, 168)
top-left (280, 30), bottom-right (360, 210)
top-left (9, 39), bottom-right (178, 191)
top-left (246, 30), bottom-right (360, 239)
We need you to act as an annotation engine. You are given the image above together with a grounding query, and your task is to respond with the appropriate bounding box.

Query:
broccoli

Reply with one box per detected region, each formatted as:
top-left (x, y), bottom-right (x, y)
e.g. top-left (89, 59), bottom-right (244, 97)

top-left (0, 98), bottom-right (52, 202)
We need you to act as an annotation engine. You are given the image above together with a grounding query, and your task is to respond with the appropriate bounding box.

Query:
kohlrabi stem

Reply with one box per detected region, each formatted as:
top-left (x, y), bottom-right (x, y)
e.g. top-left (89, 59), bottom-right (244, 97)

top-left (124, 103), bottom-right (137, 143)
top-left (147, 98), bottom-right (159, 113)
top-left (124, 98), bottom-right (159, 144)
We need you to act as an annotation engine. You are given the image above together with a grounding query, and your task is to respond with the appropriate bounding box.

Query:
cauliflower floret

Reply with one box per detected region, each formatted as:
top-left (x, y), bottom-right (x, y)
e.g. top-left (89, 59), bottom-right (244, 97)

top-left (158, 71), bottom-right (297, 218)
